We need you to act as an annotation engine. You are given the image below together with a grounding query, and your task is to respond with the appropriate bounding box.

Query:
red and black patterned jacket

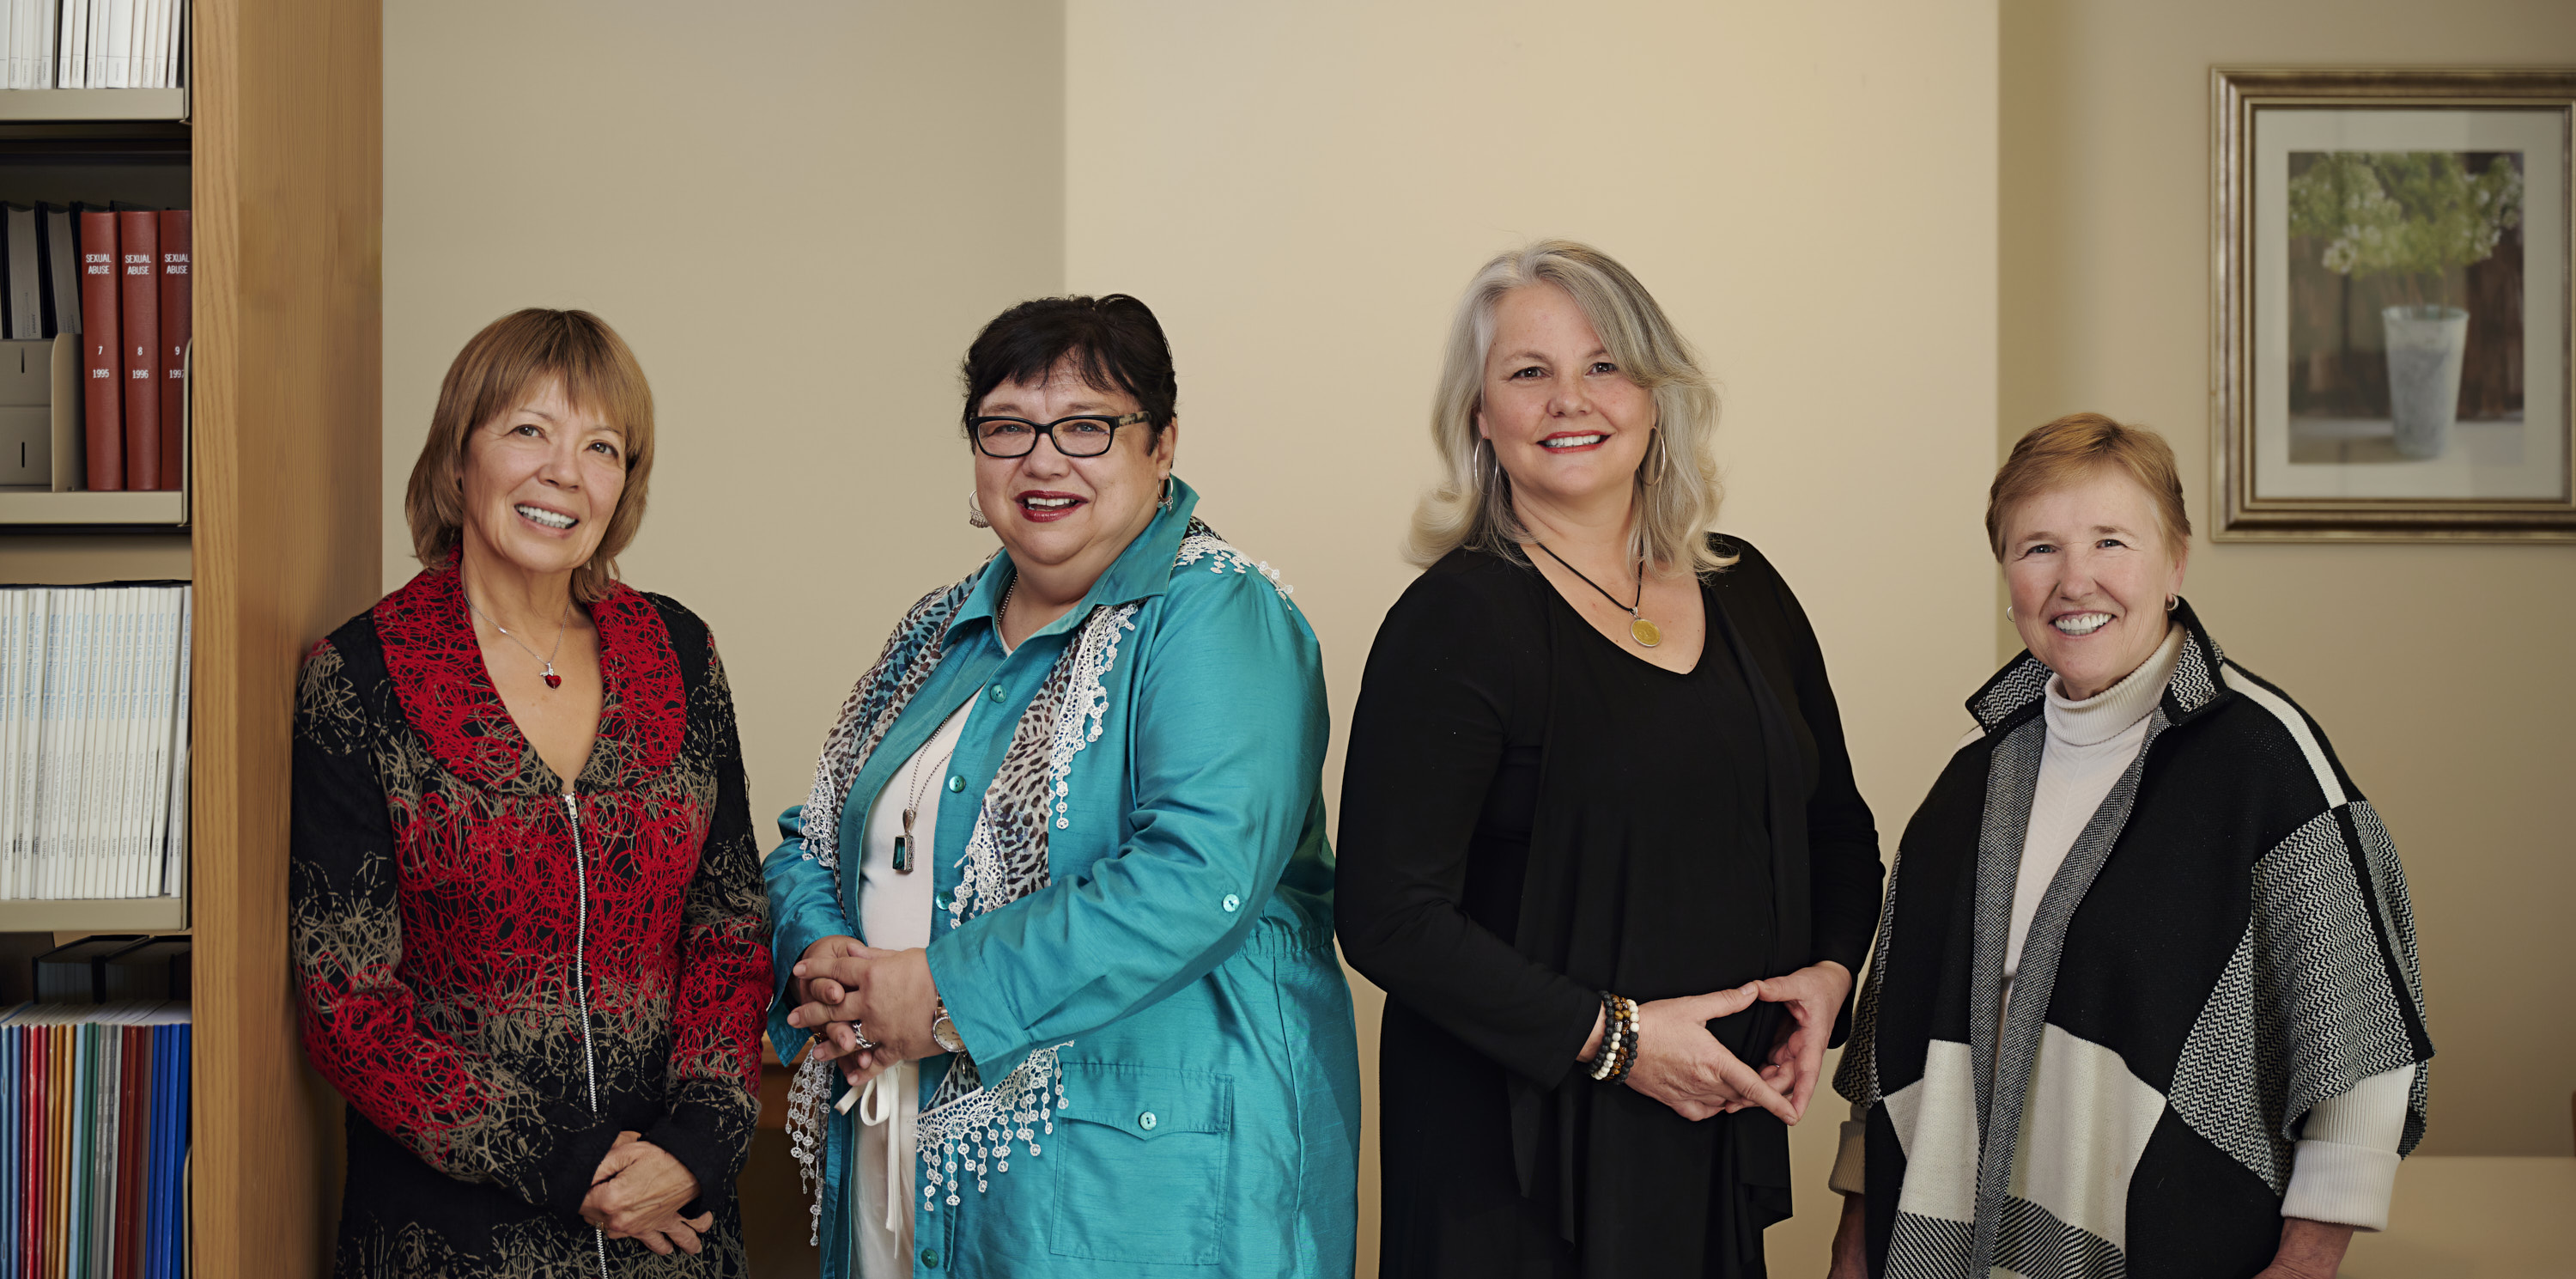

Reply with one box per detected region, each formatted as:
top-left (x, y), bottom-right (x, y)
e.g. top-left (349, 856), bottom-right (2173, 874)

top-left (290, 567), bottom-right (771, 1277)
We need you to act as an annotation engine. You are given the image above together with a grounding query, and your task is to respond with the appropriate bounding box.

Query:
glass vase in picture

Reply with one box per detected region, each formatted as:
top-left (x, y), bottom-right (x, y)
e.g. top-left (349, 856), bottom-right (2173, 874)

top-left (2382, 304), bottom-right (2469, 458)
top-left (2285, 150), bottom-right (2524, 464)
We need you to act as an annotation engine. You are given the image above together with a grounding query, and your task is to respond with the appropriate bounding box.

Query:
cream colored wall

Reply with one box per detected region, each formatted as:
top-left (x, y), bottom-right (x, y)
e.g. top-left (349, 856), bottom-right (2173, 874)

top-left (1061, 3), bottom-right (2000, 1267)
top-left (382, 0), bottom-right (1066, 816)
top-left (1999, 0), bottom-right (2576, 1158)
top-left (376, 0), bottom-right (2574, 1270)
top-left (384, 1), bottom-right (2002, 1270)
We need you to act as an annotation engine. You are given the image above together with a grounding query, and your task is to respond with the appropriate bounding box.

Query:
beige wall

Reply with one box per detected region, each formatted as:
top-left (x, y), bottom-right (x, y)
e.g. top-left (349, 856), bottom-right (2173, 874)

top-left (1999, 0), bottom-right (2576, 1158)
top-left (380, 0), bottom-right (2001, 1268)
top-left (372, 0), bottom-right (2574, 1270)
top-left (1060, 3), bottom-right (2001, 1265)
top-left (383, 0), bottom-right (1066, 814)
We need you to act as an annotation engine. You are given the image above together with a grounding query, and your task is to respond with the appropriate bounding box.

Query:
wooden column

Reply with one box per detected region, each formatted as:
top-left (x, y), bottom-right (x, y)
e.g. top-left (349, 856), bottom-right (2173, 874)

top-left (190, 0), bottom-right (383, 1272)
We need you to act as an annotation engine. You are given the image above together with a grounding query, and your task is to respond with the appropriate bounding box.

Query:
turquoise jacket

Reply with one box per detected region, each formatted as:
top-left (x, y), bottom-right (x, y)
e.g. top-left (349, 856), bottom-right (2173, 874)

top-left (764, 481), bottom-right (1361, 1278)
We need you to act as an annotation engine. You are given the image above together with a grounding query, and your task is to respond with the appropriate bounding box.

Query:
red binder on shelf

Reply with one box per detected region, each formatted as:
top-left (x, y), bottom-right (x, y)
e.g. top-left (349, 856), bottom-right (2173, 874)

top-left (155, 211), bottom-right (188, 492)
top-left (118, 210), bottom-right (160, 492)
top-left (79, 211), bottom-right (122, 490)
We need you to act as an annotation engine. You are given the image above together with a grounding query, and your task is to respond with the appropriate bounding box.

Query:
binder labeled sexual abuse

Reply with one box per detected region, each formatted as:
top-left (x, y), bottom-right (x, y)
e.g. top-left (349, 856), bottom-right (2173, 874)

top-left (77, 211), bottom-right (119, 491)
top-left (116, 210), bottom-right (159, 492)
top-left (155, 212), bottom-right (188, 490)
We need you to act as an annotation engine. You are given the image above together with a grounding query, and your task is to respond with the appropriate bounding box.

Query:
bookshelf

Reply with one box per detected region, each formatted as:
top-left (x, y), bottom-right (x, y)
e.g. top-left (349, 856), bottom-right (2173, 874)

top-left (0, 88), bottom-right (189, 123)
top-left (0, 489), bottom-right (187, 522)
top-left (0, 894), bottom-right (186, 932)
top-left (0, 1), bottom-right (381, 1276)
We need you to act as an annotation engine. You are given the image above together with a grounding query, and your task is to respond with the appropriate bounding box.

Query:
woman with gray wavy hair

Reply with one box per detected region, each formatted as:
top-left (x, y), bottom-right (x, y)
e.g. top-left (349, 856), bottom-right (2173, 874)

top-left (1337, 241), bottom-right (1886, 1277)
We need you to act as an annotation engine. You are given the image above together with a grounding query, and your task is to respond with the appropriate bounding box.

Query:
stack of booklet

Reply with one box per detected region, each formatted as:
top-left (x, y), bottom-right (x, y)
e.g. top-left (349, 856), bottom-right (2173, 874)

top-left (0, 582), bottom-right (191, 902)
top-left (2, 0), bottom-right (188, 89)
top-left (0, 1002), bottom-right (191, 1278)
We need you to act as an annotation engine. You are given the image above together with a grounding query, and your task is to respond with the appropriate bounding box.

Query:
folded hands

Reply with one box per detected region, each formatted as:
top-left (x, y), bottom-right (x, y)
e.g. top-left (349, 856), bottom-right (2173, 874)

top-left (787, 935), bottom-right (944, 1087)
top-left (1605, 960), bottom-right (1853, 1127)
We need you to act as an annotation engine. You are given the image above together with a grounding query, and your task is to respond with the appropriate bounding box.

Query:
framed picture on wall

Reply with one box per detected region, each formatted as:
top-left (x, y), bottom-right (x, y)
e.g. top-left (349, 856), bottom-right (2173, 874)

top-left (2213, 67), bottom-right (2576, 540)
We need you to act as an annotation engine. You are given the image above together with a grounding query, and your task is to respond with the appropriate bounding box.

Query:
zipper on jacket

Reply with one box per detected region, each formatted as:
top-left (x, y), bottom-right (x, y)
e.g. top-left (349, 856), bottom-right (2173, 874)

top-left (566, 791), bottom-right (611, 1279)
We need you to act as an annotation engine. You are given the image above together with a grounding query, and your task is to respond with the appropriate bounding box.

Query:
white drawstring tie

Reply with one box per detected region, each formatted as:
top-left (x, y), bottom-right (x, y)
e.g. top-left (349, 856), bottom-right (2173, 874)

top-left (857, 1067), bottom-right (902, 1231)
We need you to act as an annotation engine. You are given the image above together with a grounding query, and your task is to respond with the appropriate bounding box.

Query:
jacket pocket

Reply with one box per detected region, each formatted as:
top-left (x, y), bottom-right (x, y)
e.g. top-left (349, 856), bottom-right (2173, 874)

top-left (1046, 1061), bottom-right (1233, 1265)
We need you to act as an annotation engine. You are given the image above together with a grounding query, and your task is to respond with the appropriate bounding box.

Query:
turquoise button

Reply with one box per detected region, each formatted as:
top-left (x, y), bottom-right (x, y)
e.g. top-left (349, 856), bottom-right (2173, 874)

top-left (1222, 893), bottom-right (1241, 913)
top-left (946, 775), bottom-right (965, 793)
top-left (921, 1246), bottom-right (941, 1269)
top-left (1138, 1111), bottom-right (1157, 1131)
top-left (989, 684), bottom-right (1006, 703)
top-left (934, 890), bottom-right (952, 911)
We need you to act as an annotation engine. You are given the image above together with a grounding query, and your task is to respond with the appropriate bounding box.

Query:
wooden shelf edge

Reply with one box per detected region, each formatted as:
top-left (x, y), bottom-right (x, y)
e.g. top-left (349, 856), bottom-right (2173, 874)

top-left (0, 88), bottom-right (188, 122)
top-left (0, 488), bottom-right (187, 526)
top-left (0, 895), bottom-right (186, 932)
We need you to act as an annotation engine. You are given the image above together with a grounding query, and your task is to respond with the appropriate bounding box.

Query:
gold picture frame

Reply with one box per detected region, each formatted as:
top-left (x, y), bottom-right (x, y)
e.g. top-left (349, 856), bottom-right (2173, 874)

top-left (2213, 67), bottom-right (2576, 540)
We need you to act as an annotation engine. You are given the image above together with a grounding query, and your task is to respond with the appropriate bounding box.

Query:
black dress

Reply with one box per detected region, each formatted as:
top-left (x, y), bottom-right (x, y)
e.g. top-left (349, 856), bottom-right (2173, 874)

top-left (1337, 539), bottom-right (1883, 1278)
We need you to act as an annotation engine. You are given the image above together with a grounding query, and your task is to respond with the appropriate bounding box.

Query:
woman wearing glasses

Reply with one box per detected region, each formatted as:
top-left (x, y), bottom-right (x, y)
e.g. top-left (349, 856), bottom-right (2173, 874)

top-left (762, 295), bottom-right (1363, 1279)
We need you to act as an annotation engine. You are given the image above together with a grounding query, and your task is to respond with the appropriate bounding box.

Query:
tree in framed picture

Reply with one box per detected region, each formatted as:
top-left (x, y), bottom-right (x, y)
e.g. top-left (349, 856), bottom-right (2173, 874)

top-left (2215, 67), bottom-right (2576, 540)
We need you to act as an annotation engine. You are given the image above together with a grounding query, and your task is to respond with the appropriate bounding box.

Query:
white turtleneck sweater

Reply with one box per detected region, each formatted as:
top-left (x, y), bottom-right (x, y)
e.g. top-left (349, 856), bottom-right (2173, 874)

top-left (1834, 623), bottom-right (2412, 1231)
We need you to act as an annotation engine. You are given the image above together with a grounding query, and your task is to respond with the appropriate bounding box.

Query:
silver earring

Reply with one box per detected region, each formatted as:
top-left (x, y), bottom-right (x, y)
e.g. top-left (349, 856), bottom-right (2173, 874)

top-left (2166, 594), bottom-right (2178, 612)
top-left (1640, 429), bottom-right (1668, 487)
top-left (2005, 606), bottom-right (2014, 621)
top-left (966, 492), bottom-right (990, 528)
top-left (1158, 474), bottom-right (1175, 512)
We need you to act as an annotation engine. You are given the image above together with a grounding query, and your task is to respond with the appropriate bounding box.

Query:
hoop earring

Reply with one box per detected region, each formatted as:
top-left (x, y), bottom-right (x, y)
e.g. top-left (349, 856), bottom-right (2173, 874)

top-left (2166, 594), bottom-right (2178, 612)
top-left (1474, 436), bottom-right (1495, 482)
top-left (1640, 429), bottom-right (1668, 487)
top-left (2005, 606), bottom-right (2014, 621)
top-left (1158, 473), bottom-right (1176, 512)
top-left (966, 492), bottom-right (990, 528)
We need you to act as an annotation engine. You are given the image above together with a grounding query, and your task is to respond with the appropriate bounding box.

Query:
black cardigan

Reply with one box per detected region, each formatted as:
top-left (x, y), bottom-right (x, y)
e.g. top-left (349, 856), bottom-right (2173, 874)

top-left (1338, 538), bottom-right (1883, 1273)
top-left (1835, 601), bottom-right (2433, 1279)
top-left (291, 569), bottom-right (771, 1277)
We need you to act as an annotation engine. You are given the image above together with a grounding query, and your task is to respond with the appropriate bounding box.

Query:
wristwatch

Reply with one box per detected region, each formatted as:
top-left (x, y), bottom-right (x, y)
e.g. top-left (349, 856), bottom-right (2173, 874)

top-left (930, 999), bottom-right (964, 1054)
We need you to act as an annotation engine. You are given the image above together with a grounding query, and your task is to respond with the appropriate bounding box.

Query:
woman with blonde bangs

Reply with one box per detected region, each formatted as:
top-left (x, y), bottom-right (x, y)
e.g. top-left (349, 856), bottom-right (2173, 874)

top-left (293, 308), bottom-right (771, 1277)
top-left (1338, 241), bottom-right (1886, 1277)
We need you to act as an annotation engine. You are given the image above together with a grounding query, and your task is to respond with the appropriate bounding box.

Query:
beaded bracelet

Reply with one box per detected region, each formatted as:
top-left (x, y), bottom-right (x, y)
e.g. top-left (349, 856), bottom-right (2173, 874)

top-left (1589, 991), bottom-right (1638, 1083)
top-left (1588, 990), bottom-right (1620, 1081)
top-left (1605, 994), bottom-right (1637, 1083)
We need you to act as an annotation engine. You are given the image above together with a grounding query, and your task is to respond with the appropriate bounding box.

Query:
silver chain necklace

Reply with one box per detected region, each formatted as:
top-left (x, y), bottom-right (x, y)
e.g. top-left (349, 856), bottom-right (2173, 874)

top-left (464, 591), bottom-right (573, 689)
top-left (894, 716), bottom-right (962, 875)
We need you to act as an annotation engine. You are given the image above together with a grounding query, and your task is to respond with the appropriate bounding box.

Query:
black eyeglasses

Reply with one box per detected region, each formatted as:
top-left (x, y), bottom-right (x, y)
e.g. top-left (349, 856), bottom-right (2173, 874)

top-left (968, 411), bottom-right (1152, 459)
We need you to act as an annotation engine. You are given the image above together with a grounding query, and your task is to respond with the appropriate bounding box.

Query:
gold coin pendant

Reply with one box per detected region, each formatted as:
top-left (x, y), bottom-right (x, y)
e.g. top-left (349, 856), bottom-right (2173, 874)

top-left (1629, 616), bottom-right (1662, 648)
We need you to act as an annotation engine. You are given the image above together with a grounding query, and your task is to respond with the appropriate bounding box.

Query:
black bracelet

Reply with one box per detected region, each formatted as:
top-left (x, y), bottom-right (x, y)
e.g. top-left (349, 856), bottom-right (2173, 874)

top-left (1589, 991), bottom-right (1619, 1081)
top-left (1591, 991), bottom-right (1637, 1083)
top-left (1604, 994), bottom-right (1637, 1084)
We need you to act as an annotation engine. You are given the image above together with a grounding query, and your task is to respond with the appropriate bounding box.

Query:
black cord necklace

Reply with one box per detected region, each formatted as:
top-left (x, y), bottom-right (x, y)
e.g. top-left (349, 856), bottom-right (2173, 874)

top-left (1532, 541), bottom-right (1662, 648)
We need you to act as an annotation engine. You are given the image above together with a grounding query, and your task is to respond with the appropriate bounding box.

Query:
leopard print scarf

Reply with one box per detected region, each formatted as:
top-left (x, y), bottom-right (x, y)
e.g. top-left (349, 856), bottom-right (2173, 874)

top-left (784, 548), bottom-right (1158, 1242)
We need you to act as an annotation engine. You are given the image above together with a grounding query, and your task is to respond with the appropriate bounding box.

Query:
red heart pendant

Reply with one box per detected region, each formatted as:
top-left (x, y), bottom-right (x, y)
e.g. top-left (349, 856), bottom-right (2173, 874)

top-left (544, 673), bottom-right (562, 689)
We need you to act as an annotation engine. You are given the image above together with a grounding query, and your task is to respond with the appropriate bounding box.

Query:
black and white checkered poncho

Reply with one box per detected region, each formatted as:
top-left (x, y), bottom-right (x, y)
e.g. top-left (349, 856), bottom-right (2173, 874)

top-left (1833, 601), bottom-right (2433, 1278)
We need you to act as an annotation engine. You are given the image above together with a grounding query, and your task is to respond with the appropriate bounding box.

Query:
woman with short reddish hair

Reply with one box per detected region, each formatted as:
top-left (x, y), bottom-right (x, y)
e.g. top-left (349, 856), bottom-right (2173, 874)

top-left (1826, 414), bottom-right (2434, 1279)
top-left (292, 308), bottom-right (770, 1277)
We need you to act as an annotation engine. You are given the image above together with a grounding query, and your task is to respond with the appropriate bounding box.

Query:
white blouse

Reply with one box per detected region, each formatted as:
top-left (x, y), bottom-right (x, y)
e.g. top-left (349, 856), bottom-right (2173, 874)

top-left (848, 698), bottom-right (972, 1277)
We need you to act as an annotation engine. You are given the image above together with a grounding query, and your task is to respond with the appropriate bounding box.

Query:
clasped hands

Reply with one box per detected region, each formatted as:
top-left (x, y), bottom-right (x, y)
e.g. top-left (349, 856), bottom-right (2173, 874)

top-left (580, 1131), bottom-right (707, 1256)
top-left (785, 935), bottom-right (945, 1087)
top-left (1595, 959), bottom-right (1852, 1125)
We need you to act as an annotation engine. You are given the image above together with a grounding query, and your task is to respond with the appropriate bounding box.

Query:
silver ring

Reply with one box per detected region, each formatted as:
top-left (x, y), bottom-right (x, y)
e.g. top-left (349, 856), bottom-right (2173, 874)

top-left (850, 1021), bottom-right (878, 1051)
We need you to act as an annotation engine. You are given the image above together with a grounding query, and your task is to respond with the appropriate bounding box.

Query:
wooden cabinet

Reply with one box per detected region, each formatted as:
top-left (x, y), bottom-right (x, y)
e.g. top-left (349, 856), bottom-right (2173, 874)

top-left (0, 3), bottom-right (381, 1274)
